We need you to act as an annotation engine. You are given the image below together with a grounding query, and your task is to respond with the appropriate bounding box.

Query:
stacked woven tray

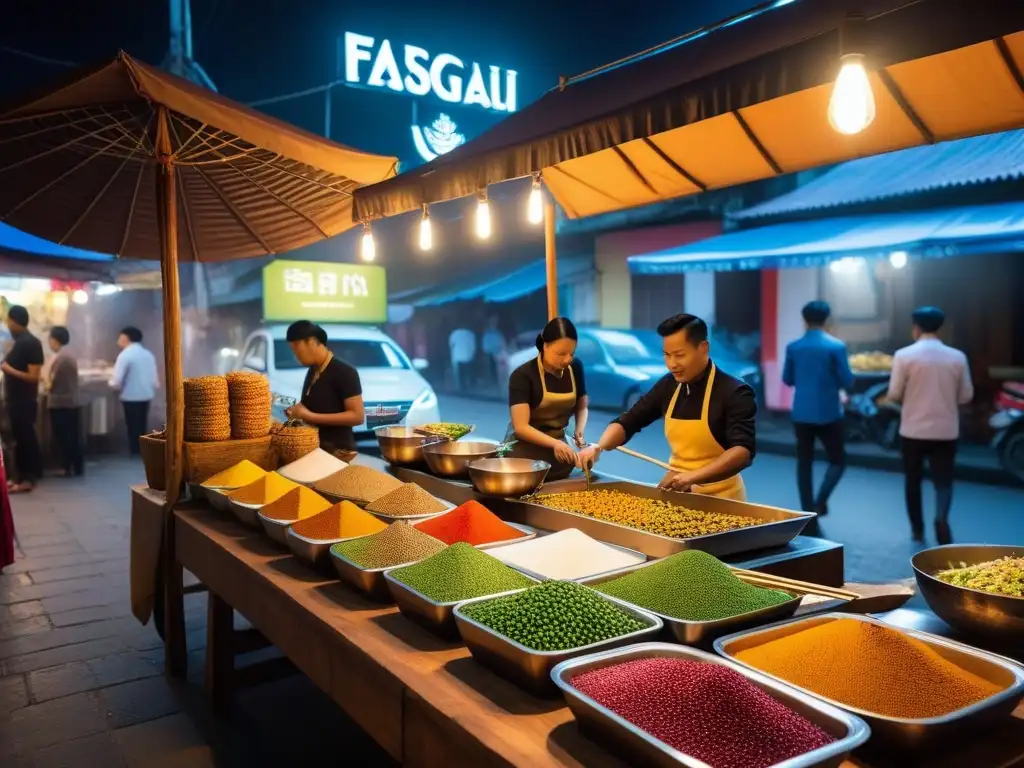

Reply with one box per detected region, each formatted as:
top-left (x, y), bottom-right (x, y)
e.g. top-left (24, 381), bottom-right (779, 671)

top-left (271, 421), bottom-right (320, 464)
top-left (183, 376), bottom-right (231, 442)
top-left (226, 372), bottom-right (271, 439)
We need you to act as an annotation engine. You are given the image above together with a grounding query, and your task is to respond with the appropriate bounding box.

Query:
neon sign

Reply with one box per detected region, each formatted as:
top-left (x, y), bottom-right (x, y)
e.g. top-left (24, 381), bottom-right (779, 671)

top-left (412, 113), bottom-right (466, 162)
top-left (343, 32), bottom-right (517, 113)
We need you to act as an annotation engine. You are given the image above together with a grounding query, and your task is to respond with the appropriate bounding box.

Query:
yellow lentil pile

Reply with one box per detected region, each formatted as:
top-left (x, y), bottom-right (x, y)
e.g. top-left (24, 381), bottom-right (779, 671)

top-left (537, 489), bottom-right (759, 539)
top-left (201, 460), bottom-right (266, 488)
top-left (314, 465), bottom-right (403, 503)
top-left (258, 486), bottom-right (332, 522)
top-left (366, 483), bottom-right (447, 517)
top-left (227, 473), bottom-right (299, 506)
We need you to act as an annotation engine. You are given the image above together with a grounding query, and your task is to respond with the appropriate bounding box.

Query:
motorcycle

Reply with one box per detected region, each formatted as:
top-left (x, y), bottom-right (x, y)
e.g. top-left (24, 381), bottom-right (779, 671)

top-left (991, 381), bottom-right (1024, 482)
top-left (844, 381), bottom-right (901, 450)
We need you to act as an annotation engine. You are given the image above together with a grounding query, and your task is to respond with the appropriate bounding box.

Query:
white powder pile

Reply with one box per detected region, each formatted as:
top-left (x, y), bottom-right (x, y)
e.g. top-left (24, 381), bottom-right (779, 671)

top-left (278, 448), bottom-right (348, 485)
top-left (489, 528), bottom-right (646, 581)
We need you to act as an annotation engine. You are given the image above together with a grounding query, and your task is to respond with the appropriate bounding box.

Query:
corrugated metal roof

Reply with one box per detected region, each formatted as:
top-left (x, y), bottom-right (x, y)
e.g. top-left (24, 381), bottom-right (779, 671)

top-left (732, 130), bottom-right (1024, 221)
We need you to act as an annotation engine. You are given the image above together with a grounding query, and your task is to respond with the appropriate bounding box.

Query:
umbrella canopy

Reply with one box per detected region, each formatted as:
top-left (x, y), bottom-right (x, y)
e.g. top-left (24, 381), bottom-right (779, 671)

top-left (353, 0), bottom-right (1024, 221)
top-left (0, 52), bottom-right (398, 261)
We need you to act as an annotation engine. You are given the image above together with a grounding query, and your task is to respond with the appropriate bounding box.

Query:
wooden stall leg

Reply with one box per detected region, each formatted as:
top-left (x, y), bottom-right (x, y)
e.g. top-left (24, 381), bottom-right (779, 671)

top-left (162, 512), bottom-right (187, 678)
top-left (205, 591), bottom-right (234, 712)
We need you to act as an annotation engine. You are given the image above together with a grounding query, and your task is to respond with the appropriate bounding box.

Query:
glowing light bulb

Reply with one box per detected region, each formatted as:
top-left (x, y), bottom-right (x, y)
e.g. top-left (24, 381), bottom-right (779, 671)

top-left (828, 53), bottom-right (875, 135)
top-left (889, 250), bottom-right (908, 269)
top-left (475, 195), bottom-right (491, 239)
top-left (419, 209), bottom-right (433, 251)
top-left (527, 179), bottom-right (543, 225)
top-left (71, 289), bottom-right (89, 305)
top-left (360, 225), bottom-right (375, 262)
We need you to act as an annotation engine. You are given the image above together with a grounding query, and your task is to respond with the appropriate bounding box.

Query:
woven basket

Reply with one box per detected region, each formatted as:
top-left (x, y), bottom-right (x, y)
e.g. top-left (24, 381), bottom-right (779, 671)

top-left (183, 376), bottom-right (232, 442)
top-left (183, 435), bottom-right (277, 484)
top-left (139, 430), bottom-right (167, 491)
top-left (271, 422), bottom-right (320, 465)
top-left (227, 372), bottom-right (272, 439)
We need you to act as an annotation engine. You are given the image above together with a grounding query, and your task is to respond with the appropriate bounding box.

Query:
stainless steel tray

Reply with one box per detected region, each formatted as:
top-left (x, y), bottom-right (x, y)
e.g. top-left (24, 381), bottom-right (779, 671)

top-left (715, 612), bottom-right (1024, 748)
top-left (286, 528), bottom-right (368, 569)
top-left (492, 536), bottom-right (647, 582)
top-left (329, 548), bottom-right (421, 602)
top-left (579, 561), bottom-right (802, 647)
top-left (229, 499), bottom-right (263, 528)
top-left (452, 587), bottom-right (663, 696)
top-left (383, 569), bottom-right (541, 640)
top-left (366, 497), bottom-right (455, 523)
top-left (499, 479), bottom-right (814, 560)
top-left (205, 487), bottom-right (236, 512)
top-left (258, 512), bottom-right (294, 546)
top-left (551, 643), bottom-right (870, 767)
top-left (388, 466), bottom-right (604, 506)
top-left (406, 519), bottom-right (540, 551)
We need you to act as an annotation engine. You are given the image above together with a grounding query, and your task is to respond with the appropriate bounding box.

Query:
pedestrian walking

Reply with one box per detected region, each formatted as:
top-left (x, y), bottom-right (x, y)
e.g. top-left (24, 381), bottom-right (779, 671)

top-left (887, 306), bottom-right (973, 544)
top-left (110, 326), bottom-right (159, 456)
top-left (448, 326), bottom-right (476, 391)
top-left (46, 326), bottom-right (83, 476)
top-left (2, 305), bottom-right (43, 493)
top-left (481, 316), bottom-right (507, 385)
top-left (782, 301), bottom-right (853, 522)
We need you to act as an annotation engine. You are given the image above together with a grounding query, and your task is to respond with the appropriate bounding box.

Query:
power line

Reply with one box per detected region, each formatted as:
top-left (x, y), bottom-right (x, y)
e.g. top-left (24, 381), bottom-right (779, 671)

top-left (0, 43), bottom-right (79, 68)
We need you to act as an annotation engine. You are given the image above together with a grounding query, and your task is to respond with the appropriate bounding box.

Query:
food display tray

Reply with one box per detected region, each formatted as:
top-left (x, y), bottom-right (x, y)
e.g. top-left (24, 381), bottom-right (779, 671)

top-left (579, 561), bottom-right (802, 647)
top-left (715, 612), bottom-right (1024, 749)
top-left (258, 512), bottom-right (294, 546)
top-left (494, 538), bottom-right (647, 583)
top-left (229, 499), bottom-right (264, 529)
top-left (383, 569), bottom-right (541, 640)
top-left (473, 522), bottom-right (537, 551)
top-left (551, 643), bottom-right (870, 768)
top-left (286, 529), bottom-right (371, 570)
top-left (329, 549), bottom-right (422, 602)
top-left (452, 587), bottom-right (663, 696)
top-left (366, 498), bottom-right (455, 523)
top-left (204, 487), bottom-right (236, 512)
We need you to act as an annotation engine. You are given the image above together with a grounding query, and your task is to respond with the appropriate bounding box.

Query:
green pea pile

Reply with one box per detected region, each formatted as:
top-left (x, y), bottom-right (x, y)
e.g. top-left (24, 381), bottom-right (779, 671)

top-left (460, 580), bottom-right (648, 651)
top-left (597, 549), bottom-right (793, 621)
top-left (390, 543), bottom-right (535, 603)
top-left (331, 522), bottom-right (446, 570)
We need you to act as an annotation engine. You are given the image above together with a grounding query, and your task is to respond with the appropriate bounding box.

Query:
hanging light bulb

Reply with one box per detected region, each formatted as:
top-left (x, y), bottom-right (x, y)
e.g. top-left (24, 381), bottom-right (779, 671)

top-left (527, 176), bottom-right (543, 225)
top-left (71, 289), bottom-right (89, 305)
top-left (828, 52), bottom-right (875, 135)
top-left (889, 250), bottom-right (908, 269)
top-left (475, 190), bottom-right (492, 240)
top-left (418, 205), bottom-right (433, 251)
top-left (360, 222), bottom-right (376, 262)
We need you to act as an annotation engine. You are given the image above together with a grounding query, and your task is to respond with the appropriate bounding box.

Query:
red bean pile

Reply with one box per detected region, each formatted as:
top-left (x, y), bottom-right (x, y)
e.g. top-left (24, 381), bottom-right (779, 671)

top-left (571, 658), bottom-right (835, 768)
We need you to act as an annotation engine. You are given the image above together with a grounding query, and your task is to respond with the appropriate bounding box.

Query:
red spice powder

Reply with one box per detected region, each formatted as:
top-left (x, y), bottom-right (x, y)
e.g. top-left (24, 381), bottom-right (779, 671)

top-left (414, 500), bottom-right (523, 546)
top-left (571, 658), bottom-right (834, 768)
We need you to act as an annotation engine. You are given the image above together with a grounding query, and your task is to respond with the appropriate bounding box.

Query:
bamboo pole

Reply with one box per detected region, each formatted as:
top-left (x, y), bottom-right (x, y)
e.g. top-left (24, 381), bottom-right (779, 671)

top-left (544, 199), bottom-right (558, 320)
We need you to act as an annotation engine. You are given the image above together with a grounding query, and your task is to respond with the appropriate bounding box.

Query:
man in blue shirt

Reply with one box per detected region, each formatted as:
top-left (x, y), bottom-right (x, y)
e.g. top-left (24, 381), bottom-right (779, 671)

top-left (782, 301), bottom-right (854, 519)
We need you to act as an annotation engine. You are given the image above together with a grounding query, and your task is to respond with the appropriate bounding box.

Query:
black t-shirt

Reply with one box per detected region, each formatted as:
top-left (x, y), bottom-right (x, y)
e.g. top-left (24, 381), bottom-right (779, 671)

top-left (612, 361), bottom-right (756, 456)
top-left (4, 331), bottom-right (44, 405)
top-left (508, 357), bottom-right (587, 409)
top-left (301, 357), bottom-right (362, 451)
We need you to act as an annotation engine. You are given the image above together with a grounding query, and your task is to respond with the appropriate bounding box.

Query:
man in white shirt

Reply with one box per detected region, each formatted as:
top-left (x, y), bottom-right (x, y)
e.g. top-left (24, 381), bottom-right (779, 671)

top-left (887, 307), bottom-right (973, 544)
top-left (481, 316), bottom-right (507, 385)
top-left (110, 326), bottom-right (159, 456)
top-left (449, 327), bottom-right (476, 391)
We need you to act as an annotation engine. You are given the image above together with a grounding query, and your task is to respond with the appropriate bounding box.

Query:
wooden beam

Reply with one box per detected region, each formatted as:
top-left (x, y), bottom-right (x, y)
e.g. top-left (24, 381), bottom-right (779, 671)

top-left (544, 199), bottom-right (558, 320)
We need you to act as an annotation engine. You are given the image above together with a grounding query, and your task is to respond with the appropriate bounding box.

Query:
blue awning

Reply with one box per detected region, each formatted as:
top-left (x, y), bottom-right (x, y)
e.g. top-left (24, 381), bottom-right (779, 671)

top-left (412, 256), bottom-right (592, 307)
top-left (628, 202), bottom-right (1024, 274)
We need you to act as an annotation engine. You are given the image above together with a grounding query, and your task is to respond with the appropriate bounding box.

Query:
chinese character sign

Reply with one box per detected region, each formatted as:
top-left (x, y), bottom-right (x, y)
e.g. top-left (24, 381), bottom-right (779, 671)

top-left (263, 260), bottom-right (387, 323)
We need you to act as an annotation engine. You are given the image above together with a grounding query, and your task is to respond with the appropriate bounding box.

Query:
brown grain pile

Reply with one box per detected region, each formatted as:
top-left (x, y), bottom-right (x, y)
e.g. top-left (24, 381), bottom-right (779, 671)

top-left (366, 483), bottom-right (448, 517)
top-left (184, 376), bottom-right (231, 442)
top-left (314, 465), bottom-right (403, 504)
top-left (227, 372), bottom-right (272, 439)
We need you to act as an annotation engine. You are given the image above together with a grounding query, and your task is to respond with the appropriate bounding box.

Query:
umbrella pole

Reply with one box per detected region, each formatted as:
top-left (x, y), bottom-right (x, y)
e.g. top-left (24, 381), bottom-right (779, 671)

top-left (544, 199), bottom-right (558, 320)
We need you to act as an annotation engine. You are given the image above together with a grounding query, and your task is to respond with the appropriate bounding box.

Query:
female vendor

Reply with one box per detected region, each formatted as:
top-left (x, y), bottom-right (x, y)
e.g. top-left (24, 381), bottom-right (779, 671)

top-left (505, 317), bottom-right (588, 480)
top-left (579, 313), bottom-right (755, 500)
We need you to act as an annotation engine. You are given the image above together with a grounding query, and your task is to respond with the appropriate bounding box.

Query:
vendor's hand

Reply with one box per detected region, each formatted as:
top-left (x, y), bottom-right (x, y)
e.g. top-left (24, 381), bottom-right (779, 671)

top-left (0, 361), bottom-right (12, 375)
top-left (578, 445), bottom-right (602, 470)
top-left (552, 441), bottom-right (579, 467)
top-left (285, 403), bottom-right (312, 422)
top-left (659, 470), bottom-right (695, 493)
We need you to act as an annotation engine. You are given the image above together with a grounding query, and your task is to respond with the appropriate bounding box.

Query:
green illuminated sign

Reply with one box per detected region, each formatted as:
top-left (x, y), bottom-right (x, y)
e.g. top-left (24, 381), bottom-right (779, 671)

top-left (262, 260), bottom-right (387, 324)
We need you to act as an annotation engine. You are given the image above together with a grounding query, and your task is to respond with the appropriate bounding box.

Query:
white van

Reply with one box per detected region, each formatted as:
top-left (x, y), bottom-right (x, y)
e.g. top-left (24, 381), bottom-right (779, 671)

top-left (235, 324), bottom-right (440, 438)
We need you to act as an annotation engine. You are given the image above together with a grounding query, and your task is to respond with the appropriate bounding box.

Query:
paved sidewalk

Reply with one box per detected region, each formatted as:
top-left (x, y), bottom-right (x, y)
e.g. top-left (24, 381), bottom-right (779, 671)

top-left (0, 459), bottom-right (392, 768)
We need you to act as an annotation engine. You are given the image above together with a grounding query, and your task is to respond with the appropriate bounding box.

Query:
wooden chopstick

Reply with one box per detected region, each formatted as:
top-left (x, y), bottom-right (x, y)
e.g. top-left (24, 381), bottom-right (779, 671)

top-left (615, 445), bottom-right (674, 471)
top-left (733, 568), bottom-right (860, 601)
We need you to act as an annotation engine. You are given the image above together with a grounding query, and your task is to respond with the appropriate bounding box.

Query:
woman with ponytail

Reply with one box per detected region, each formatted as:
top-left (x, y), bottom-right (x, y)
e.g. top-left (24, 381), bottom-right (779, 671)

top-left (504, 317), bottom-right (589, 480)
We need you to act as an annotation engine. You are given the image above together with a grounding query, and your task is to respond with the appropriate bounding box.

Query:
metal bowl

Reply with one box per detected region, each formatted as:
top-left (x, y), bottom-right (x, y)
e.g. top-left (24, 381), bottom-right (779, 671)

top-left (229, 499), bottom-right (264, 529)
top-left (375, 426), bottom-right (445, 466)
top-left (258, 512), bottom-right (296, 546)
top-left (286, 528), bottom-right (356, 569)
top-left (422, 440), bottom-right (500, 477)
top-left (204, 487), bottom-right (238, 512)
top-left (467, 458), bottom-right (550, 498)
top-left (912, 544), bottom-right (1024, 642)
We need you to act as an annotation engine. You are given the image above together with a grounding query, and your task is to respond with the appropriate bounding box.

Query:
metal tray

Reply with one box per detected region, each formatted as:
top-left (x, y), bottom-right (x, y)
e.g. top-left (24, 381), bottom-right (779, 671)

top-left (383, 568), bottom-right (541, 640)
top-left (474, 522), bottom-right (538, 550)
top-left (499, 479), bottom-right (814, 560)
top-left (329, 548), bottom-right (422, 602)
top-left (366, 497), bottom-right (455, 523)
top-left (258, 512), bottom-right (294, 546)
top-left (286, 528), bottom-right (375, 569)
top-left (715, 612), bottom-right (1024, 748)
top-left (491, 536), bottom-right (647, 583)
top-left (551, 643), bottom-right (870, 768)
top-left (452, 587), bottom-right (663, 696)
top-left (578, 561), bottom-right (803, 647)
top-left (204, 487), bottom-right (236, 512)
top-left (229, 499), bottom-right (264, 528)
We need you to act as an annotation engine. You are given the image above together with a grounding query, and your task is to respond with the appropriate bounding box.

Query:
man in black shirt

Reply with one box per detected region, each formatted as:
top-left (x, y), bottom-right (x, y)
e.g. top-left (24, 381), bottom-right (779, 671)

top-left (2, 306), bottom-right (44, 492)
top-left (580, 314), bottom-right (755, 500)
top-left (283, 321), bottom-right (365, 453)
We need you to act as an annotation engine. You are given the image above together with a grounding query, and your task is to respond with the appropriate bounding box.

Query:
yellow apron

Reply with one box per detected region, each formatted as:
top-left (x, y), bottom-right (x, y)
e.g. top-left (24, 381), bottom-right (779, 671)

top-left (664, 362), bottom-right (747, 501)
top-left (505, 357), bottom-right (578, 480)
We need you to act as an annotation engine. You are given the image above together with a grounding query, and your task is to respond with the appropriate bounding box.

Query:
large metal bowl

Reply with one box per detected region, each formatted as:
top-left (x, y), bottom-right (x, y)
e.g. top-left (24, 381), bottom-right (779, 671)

top-left (375, 426), bottom-right (445, 466)
top-left (467, 457), bottom-right (550, 498)
top-left (912, 544), bottom-right (1024, 642)
top-left (422, 440), bottom-right (500, 477)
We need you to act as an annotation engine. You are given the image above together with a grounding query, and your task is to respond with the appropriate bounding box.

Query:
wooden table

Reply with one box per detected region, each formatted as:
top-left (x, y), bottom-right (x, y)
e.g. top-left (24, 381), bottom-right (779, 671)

top-left (174, 506), bottom-right (1024, 767)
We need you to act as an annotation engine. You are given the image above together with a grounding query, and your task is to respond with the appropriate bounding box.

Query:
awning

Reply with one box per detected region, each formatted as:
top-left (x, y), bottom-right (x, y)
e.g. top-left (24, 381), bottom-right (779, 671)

top-left (410, 256), bottom-right (592, 307)
top-left (733, 129), bottom-right (1024, 221)
top-left (354, 0), bottom-right (1024, 221)
top-left (628, 202), bottom-right (1024, 274)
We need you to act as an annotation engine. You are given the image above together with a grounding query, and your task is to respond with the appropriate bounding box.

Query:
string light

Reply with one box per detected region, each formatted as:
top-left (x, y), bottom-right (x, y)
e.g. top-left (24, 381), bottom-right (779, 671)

top-left (475, 189), bottom-right (492, 239)
top-left (418, 205), bottom-right (433, 251)
top-left (527, 176), bottom-right (543, 225)
top-left (828, 53), bottom-right (875, 135)
top-left (71, 289), bottom-right (89, 305)
top-left (360, 221), bottom-right (375, 262)
top-left (889, 250), bottom-right (908, 269)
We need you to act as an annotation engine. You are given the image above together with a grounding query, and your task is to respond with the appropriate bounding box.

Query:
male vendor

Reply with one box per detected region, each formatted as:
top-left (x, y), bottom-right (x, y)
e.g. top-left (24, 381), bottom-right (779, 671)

top-left (579, 314), bottom-right (756, 500)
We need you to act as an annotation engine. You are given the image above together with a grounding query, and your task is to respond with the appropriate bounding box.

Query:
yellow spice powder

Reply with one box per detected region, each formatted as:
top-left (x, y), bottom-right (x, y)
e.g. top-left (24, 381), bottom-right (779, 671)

top-left (201, 459), bottom-right (266, 488)
top-left (259, 486), bottom-right (332, 522)
top-left (228, 473), bottom-right (299, 505)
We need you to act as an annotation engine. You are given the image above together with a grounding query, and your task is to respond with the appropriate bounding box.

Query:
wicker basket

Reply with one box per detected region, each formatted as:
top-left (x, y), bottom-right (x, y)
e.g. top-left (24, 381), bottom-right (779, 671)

top-left (183, 435), bottom-right (277, 484)
top-left (226, 372), bottom-right (272, 439)
top-left (271, 422), bottom-right (320, 465)
top-left (139, 430), bottom-right (167, 491)
top-left (183, 376), bottom-right (232, 443)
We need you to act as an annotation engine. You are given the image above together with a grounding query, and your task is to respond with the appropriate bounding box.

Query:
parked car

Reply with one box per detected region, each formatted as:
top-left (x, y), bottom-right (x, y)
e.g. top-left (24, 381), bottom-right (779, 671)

top-left (506, 327), bottom-right (762, 412)
top-left (236, 324), bottom-right (440, 438)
